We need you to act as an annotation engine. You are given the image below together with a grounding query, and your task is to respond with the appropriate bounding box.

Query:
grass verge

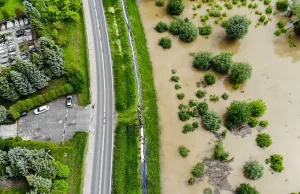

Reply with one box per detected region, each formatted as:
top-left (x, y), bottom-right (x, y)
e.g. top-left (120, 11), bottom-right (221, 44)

top-left (124, 0), bottom-right (161, 193)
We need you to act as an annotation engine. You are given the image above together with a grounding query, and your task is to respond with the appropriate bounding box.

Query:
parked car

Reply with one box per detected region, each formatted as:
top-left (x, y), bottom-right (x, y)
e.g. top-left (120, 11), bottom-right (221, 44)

top-left (21, 112), bottom-right (28, 117)
top-left (34, 105), bottom-right (49, 115)
top-left (66, 96), bottom-right (73, 108)
top-left (16, 29), bottom-right (24, 37)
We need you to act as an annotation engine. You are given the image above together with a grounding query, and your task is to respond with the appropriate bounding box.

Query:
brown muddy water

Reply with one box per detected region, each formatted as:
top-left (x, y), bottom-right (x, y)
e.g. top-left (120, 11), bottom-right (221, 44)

top-left (138, 0), bottom-right (300, 193)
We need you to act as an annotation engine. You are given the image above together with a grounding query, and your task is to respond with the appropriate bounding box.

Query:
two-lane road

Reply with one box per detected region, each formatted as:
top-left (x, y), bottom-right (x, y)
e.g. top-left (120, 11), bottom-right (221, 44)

top-left (83, 0), bottom-right (114, 193)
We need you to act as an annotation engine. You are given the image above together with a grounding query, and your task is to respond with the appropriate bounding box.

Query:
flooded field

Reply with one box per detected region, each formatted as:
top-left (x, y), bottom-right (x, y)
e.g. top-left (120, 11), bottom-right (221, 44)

top-left (138, 0), bottom-right (300, 193)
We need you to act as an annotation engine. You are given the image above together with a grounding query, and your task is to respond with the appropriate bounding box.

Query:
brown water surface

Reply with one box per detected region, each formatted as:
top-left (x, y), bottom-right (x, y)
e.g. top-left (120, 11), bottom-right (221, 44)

top-left (138, 0), bottom-right (300, 193)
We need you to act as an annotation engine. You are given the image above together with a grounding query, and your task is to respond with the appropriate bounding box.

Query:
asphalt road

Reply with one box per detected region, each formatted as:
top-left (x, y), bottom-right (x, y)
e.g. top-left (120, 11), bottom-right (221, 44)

top-left (84, 0), bottom-right (115, 194)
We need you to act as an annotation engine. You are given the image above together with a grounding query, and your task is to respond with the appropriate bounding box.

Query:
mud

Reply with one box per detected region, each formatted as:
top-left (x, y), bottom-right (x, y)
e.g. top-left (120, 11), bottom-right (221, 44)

top-left (138, 0), bottom-right (300, 193)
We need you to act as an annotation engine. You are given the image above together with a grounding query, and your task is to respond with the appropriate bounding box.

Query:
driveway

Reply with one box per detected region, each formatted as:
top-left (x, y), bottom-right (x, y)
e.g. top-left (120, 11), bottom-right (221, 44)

top-left (18, 96), bottom-right (92, 143)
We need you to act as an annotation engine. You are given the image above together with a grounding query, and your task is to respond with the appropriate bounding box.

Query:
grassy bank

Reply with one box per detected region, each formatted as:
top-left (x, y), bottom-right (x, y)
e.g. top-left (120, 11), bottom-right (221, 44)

top-left (102, 0), bottom-right (141, 193)
top-left (124, 0), bottom-right (161, 193)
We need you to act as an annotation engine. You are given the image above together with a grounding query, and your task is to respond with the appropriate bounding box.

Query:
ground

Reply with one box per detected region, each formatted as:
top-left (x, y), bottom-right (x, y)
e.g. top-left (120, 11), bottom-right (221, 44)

top-left (138, 0), bottom-right (300, 194)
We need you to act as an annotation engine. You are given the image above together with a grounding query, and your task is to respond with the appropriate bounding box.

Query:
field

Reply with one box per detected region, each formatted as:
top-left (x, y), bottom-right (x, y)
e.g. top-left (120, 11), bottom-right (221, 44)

top-left (138, 0), bottom-right (300, 194)
top-left (0, 0), bottom-right (24, 20)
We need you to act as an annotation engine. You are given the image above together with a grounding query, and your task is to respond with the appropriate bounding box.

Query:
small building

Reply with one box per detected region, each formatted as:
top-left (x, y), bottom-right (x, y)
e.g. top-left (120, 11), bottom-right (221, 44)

top-left (6, 21), bottom-right (13, 29)
top-left (1, 24), bottom-right (6, 31)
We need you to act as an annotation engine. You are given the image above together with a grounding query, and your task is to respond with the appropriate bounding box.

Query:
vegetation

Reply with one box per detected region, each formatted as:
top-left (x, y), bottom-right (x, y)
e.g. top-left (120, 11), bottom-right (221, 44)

top-left (197, 102), bottom-right (208, 116)
top-left (236, 183), bottom-right (260, 194)
top-left (179, 146), bottom-right (190, 157)
top-left (203, 188), bottom-right (213, 194)
top-left (249, 99), bottom-right (267, 117)
top-left (211, 52), bottom-right (233, 74)
top-left (214, 140), bottom-right (229, 161)
top-left (178, 110), bottom-right (191, 121)
top-left (256, 133), bottom-right (272, 148)
top-left (265, 154), bottom-right (284, 172)
top-left (248, 117), bottom-right (259, 127)
top-left (229, 62), bottom-right (252, 84)
top-left (159, 36), bottom-right (172, 48)
top-left (210, 94), bottom-right (219, 102)
top-left (0, 105), bottom-right (7, 123)
top-left (196, 90), bottom-right (206, 98)
top-left (202, 111), bottom-right (222, 132)
top-left (199, 25), bottom-right (212, 36)
top-left (191, 162), bottom-right (205, 177)
top-left (178, 19), bottom-right (198, 42)
top-left (244, 161), bottom-right (264, 180)
top-left (259, 120), bottom-right (269, 127)
top-left (171, 76), bottom-right (180, 82)
top-left (225, 15), bottom-right (250, 39)
top-left (167, 0), bottom-right (184, 15)
top-left (169, 17), bottom-right (184, 35)
top-left (188, 177), bottom-right (196, 185)
top-left (192, 51), bottom-right (214, 70)
top-left (226, 101), bottom-right (251, 130)
top-left (0, 0), bottom-right (24, 20)
top-left (177, 93), bottom-right (185, 100)
top-left (156, 0), bottom-right (165, 6)
top-left (221, 93), bottom-right (229, 100)
top-left (276, 0), bottom-right (288, 11)
top-left (182, 123), bottom-right (195, 133)
top-left (204, 72), bottom-right (216, 85)
top-left (175, 84), bottom-right (181, 90)
top-left (265, 6), bottom-right (273, 14)
top-left (155, 21), bottom-right (169, 32)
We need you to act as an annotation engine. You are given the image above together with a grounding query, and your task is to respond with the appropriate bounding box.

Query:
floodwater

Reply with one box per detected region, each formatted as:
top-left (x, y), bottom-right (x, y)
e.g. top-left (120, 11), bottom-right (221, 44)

top-left (138, 0), bottom-right (300, 193)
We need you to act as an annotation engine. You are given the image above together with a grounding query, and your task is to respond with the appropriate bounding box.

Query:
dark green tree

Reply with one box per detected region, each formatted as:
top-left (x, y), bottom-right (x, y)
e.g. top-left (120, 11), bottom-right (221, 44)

top-left (229, 62), bottom-right (252, 84)
top-left (226, 101), bottom-right (251, 130)
top-left (10, 71), bottom-right (36, 96)
top-left (0, 77), bottom-right (20, 101)
top-left (0, 105), bottom-right (7, 123)
top-left (225, 15), bottom-right (249, 39)
top-left (167, 0), bottom-right (184, 15)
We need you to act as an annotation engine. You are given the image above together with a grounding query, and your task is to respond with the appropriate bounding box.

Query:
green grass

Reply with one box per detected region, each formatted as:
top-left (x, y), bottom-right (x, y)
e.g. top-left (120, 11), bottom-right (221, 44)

top-left (0, 0), bottom-right (24, 20)
top-left (124, 0), bottom-right (161, 193)
top-left (53, 131), bottom-right (89, 194)
top-left (0, 186), bottom-right (29, 194)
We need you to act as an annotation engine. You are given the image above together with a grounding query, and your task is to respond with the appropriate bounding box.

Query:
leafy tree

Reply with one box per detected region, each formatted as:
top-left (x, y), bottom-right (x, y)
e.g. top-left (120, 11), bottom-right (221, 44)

top-left (204, 72), bottom-right (216, 85)
top-left (155, 21), bottom-right (169, 32)
top-left (15, 7), bottom-right (25, 18)
top-left (193, 51), bottom-right (213, 70)
top-left (214, 140), bottom-right (229, 161)
top-left (199, 24), bottom-right (212, 36)
top-left (23, 1), bottom-right (41, 18)
top-left (1, 10), bottom-right (10, 20)
top-left (10, 71), bottom-right (36, 96)
top-left (0, 105), bottom-right (7, 123)
top-left (178, 19), bottom-right (198, 42)
top-left (225, 15), bottom-right (249, 39)
top-left (236, 183), bottom-right (260, 194)
top-left (53, 161), bottom-right (70, 178)
top-left (265, 154), bottom-right (284, 172)
top-left (191, 162), bottom-right (204, 177)
top-left (0, 66), bottom-right (10, 77)
top-left (249, 99), bottom-right (267, 117)
top-left (0, 0), bottom-right (6, 7)
top-left (226, 101), bottom-right (251, 130)
top-left (32, 158), bottom-right (57, 179)
top-left (178, 146), bottom-right (190, 158)
top-left (244, 161), bottom-right (264, 180)
top-left (159, 36), bottom-right (172, 48)
top-left (169, 17), bottom-right (184, 35)
top-left (229, 62), bottom-right (252, 84)
top-left (26, 175), bottom-right (52, 193)
top-left (0, 77), bottom-right (20, 101)
top-left (197, 102), bottom-right (208, 116)
top-left (15, 58), bottom-right (49, 90)
top-left (276, 0), bottom-right (289, 11)
top-left (248, 117), bottom-right (259, 127)
top-left (256, 133), bottom-right (272, 148)
top-left (66, 65), bottom-right (85, 92)
top-left (167, 0), bottom-right (184, 15)
top-left (202, 111), bottom-right (222, 132)
top-left (52, 180), bottom-right (69, 194)
top-left (211, 52), bottom-right (233, 74)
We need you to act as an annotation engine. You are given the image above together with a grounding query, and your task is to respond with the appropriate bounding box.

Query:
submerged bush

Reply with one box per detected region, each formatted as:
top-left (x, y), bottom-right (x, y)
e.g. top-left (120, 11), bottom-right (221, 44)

top-left (177, 93), bottom-right (185, 100)
top-left (256, 133), bottom-right (272, 148)
top-left (202, 111), bottom-right (222, 131)
top-left (259, 120), bottom-right (269, 127)
top-left (199, 24), bottom-right (212, 36)
top-left (159, 36), bottom-right (172, 48)
top-left (276, 0), bottom-right (288, 11)
top-left (236, 183), bottom-right (260, 194)
top-left (211, 52), bottom-right (233, 74)
top-left (248, 117), bottom-right (259, 127)
top-left (226, 101), bottom-right (251, 130)
top-left (155, 21), bottom-right (169, 32)
top-left (225, 15), bottom-right (249, 39)
top-left (197, 102), bottom-right (208, 116)
top-left (229, 62), bottom-right (252, 84)
top-left (178, 19), bottom-right (198, 42)
top-left (249, 99), bottom-right (267, 117)
top-left (244, 161), bottom-right (264, 180)
top-left (204, 72), bottom-right (216, 85)
top-left (171, 76), bottom-right (180, 82)
top-left (167, 0), bottom-right (185, 15)
top-left (178, 111), bottom-right (191, 121)
top-left (169, 17), bottom-right (184, 35)
top-left (214, 140), bottom-right (229, 161)
top-left (221, 93), bottom-right (229, 100)
top-left (196, 90), bottom-right (206, 98)
top-left (179, 146), bottom-right (190, 157)
top-left (265, 154), bottom-right (284, 172)
top-left (193, 51), bottom-right (213, 70)
top-left (188, 177), bottom-right (196, 185)
top-left (182, 123), bottom-right (193, 133)
top-left (192, 162), bottom-right (205, 177)
top-left (156, 0), bottom-right (165, 6)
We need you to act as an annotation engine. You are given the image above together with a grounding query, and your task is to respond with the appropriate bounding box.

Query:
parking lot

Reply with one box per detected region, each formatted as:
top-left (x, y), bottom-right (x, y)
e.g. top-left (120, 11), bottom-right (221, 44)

top-left (17, 96), bottom-right (92, 143)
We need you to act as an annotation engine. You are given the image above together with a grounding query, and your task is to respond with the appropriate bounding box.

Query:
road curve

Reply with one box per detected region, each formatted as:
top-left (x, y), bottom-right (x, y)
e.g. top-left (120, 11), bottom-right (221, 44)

top-left (82, 0), bottom-right (114, 193)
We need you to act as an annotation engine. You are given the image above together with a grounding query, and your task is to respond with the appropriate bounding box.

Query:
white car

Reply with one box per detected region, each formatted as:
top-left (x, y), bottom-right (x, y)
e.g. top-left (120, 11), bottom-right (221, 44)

top-left (34, 105), bottom-right (49, 115)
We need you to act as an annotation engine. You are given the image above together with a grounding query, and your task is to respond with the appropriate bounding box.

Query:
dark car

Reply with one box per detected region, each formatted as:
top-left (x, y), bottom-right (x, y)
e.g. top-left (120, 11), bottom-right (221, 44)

top-left (16, 29), bottom-right (24, 37)
top-left (21, 112), bottom-right (28, 117)
top-left (66, 96), bottom-right (73, 108)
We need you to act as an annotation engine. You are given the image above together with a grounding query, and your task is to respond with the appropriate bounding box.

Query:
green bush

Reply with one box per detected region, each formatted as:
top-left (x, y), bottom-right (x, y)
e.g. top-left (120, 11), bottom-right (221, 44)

top-left (249, 99), bottom-right (267, 117)
top-left (179, 146), bottom-right (190, 157)
top-left (167, 0), bottom-right (184, 15)
top-left (221, 130), bottom-right (227, 139)
top-left (199, 25), bottom-right (212, 36)
top-left (193, 51), bottom-right (213, 70)
top-left (182, 123), bottom-right (194, 133)
top-left (169, 17), bottom-right (184, 35)
top-left (276, 0), bottom-right (288, 11)
top-left (155, 21), bottom-right (169, 32)
top-left (0, 105), bottom-right (7, 123)
top-left (171, 76), bottom-right (180, 82)
top-left (265, 6), bottom-right (272, 14)
top-left (52, 180), bottom-right (69, 194)
top-left (188, 177), bottom-right (195, 185)
top-left (225, 2), bottom-right (233, 9)
top-left (259, 15), bottom-right (266, 22)
top-left (210, 94), bottom-right (219, 102)
top-left (259, 120), bottom-right (269, 127)
top-left (211, 52), bottom-right (233, 74)
top-left (155, 0), bottom-right (165, 6)
top-left (192, 122), bottom-right (199, 128)
top-left (221, 93), bottom-right (229, 100)
top-left (225, 15), bottom-right (249, 39)
top-left (236, 183), bottom-right (260, 194)
top-left (264, 0), bottom-right (271, 4)
top-left (159, 36), bottom-right (172, 48)
top-left (196, 90), bottom-right (206, 98)
top-left (203, 188), bottom-right (213, 194)
top-left (265, 154), bottom-right (284, 172)
top-left (202, 111), bottom-right (222, 132)
top-left (274, 29), bottom-right (282, 36)
top-left (178, 111), bottom-right (191, 121)
top-left (177, 93), bottom-right (185, 100)
top-left (53, 161), bottom-right (70, 178)
top-left (1, 9), bottom-right (10, 20)
top-left (277, 20), bottom-right (285, 28)
top-left (244, 160), bottom-right (264, 180)
top-left (226, 101), bottom-right (251, 130)
top-left (248, 117), bottom-right (259, 127)
top-left (66, 65), bottom-right (86, 93)
top-left (197, 102), bottom-right (208, 116)
top-left (178, 19), bottom-right (198, 42)
top-left (256, 133), bottom-right (272, 148)
top-left (191, 162), bottom-right (205, 177)
top-left (229, 62), bottom-right (252, 84)
top-left (204, 72), bottom-right (216, 85)
top-left (0, 0), bottom-right (6, 7)
top-left (214, 140), bottom-right (229, 161)
top-left (175, 84), bottom-right (181, 90)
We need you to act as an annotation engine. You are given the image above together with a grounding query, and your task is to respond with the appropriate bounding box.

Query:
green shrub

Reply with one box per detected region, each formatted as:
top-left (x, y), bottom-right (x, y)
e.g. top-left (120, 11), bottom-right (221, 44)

top-left (244, 160), bottom-right (264, 180)
top-left (225, 2), bottom-right (233, 9)
top-left (274, 29), bottom-right (282, 36)
top-left (192, 162), bottom-right (205, 177)
top-left (259, 15), bottom-right (266, 22)
top-left (204, 72), bottom-right (216, 85)
top-left (203, 188), bottom-right (213, 194)
top-left (169, 17), bottom-right (184, 35)
top-left (66, 65), bottom-right (85, 93)
top-left (225, 15), bottom-right (249, 39)
top-left (53, 161), bottom-right (70, 178)
top-left (188, 108), bottom-right (199, 118)
top-left (159, 36), bottom-right (172, 48)
top-left (192, 122), bottom-right (199, 128)
top-left (221, 130), bottom-right (227, 139)
top-left (155, 21), bottom-right (169, 32)
top-left (167, 0), bottom-right (185, 15)
top-left (259, 120), bottom-right (269, 127)
top-left (266, 154), bottom-right (284, 172)
top-left (1, 9), bottom-right (10, 20)
top-left (214, 140), bottom-right (229, 161)
top-left (171, 76), bottom-right (180, 82)
top-left (211, 52), bottom-right (233, 74)
top-left (256, 133), bottom-right (272, 148)
top-left (0, 105), bottom-right (7, 123)
top-left (236, 183), bottom-right (260, 194)
top-left (178, 19), bottom-right (198, 42)
top-left (155, 0), bottom-right (165, 6)
top-left (202, 111), bottom-right (222, 132)
top-left (226, 101), bottom-right (251, 130)
top-left (208, 7), bottom-right (222, 17)
top-left (197, 102), bottom-right (208, 116)
top-left (199, 25), bottom-right (212, 36)
top-left (249, 99), bottom-right (267, 117)
top-left (179, 146), bottom-right (190, 157)
top-left (177, 93), bottom-right (185, 100)
top-left (229, 62), bottom-right (252, 84)
top-left (221, 19), bottom-right (229, 28)
top-left (248, 117), bottom-right (259, 127)
top-left (196, 90), bottom-right (206, 98)
top-left (0, 0), bottom-right (6, 7)
top-left (175, 84), bottom-right (181, 90)
top-left (193, 51), bottom-right (213, 70)
top-left (182, 123), bottom-right (194, 133)
top-left (264, 0), bottom-right (271, 4)
top-left (281, 27), bottom-right (287, 33)
top-left (265, 6), bottom-right (272, 14)
top-left (52, 180), bottom-right (69, 194)
top-left (210, 94), bottom-right (219, 102)
top-left (221, 93), bottom-right (229, 100)
top-left (178, 111), bottom-right (191, 121)
top-left (277, 20), bottom-right (285, 28)
top-left (276, 0), bottom-right (288, 11)
top-left (188, 177), bottom-right (195, 185)
top-left (189, 99), bottom-right (197, 107)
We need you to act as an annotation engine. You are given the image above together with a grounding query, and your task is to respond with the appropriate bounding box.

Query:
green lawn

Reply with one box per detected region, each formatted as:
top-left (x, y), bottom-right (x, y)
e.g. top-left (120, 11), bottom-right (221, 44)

top-left (0, 186), bottom-right (29, 194)
top-left (0, 0), bottom-right (24, 20)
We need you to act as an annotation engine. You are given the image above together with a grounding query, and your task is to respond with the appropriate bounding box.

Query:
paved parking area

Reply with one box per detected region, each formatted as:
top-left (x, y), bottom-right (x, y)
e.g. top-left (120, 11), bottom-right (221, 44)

top-left (18, 96), bottom-right (92, 143)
